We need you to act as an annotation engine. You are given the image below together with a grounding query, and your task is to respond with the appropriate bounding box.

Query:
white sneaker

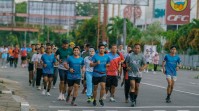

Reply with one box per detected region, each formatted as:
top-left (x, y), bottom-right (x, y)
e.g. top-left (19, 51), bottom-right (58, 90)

top-left (110, 97), bottom-right (116, 102)
top-left (53, 86), bottom-right (56, 89)
top-left (4, 66), bottom-right (7, 68)
top-left (58, 93), bottom-right (62, 100)
top-left (103, 94), bottom-right (108, 100)
top-left (153, 71), bottom-right (156, 74)
top-left (42, 90), bottom-right (46, 95)
top-left (46, 92), bottom-right (51, 96)
top-left (37, 86), bottom-right (41, 90)
top-left (62, 94), bottom-right (66, 100)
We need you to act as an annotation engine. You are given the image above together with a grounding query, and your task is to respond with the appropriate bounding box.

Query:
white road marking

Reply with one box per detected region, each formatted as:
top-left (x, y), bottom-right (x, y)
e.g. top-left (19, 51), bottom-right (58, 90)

top-left (177, 110), bottom-right (190, 111)
top-left (129, 110), bottom-right (142, 111)
top-left (49, 106), bottom-right (199, 109)
top-left (153, 110), bottom-right (166, 111)
top-left (142, 82), bottom-right (199, 96)
top-left (83, 110), bottom-right (95, 111)
top-left (58, 110), bottom-right (70, 111)
top-left (106, 110), bottom-right (118, 111)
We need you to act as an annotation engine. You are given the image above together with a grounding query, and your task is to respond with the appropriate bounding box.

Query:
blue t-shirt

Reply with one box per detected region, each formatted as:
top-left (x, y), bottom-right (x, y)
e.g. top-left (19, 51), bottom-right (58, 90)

top-left (27, 47), bottom-right (32, 53)
top-left (41, 53), bottom-right (56, 74)
top-left (92, 54), bottom-right (110, 77)
top-left (67, 56), bottom-right (84, 80)
top-left (164, 54), bottom-right (181, 76)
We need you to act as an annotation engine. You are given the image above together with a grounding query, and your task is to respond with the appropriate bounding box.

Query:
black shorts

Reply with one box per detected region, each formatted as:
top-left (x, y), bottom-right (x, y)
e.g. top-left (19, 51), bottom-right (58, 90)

top-left (147, 62), bottom-right (149, 64)
top-left (21, 56), bottom-right (27, 61)
top-left (43, 73), bottom-right (54, 78)
top-left (28, 63), bottom-right (34, 71)
top-left (93, 76), bottom-right (106, 85)
top-left (128, 76), bottom-right (142, 83)
top-left (68, 79), bottom-right (81, 87)
top-left (106, 76), bottom-right (118, 87)
top-left (59, 69), bottom-right (68, 84)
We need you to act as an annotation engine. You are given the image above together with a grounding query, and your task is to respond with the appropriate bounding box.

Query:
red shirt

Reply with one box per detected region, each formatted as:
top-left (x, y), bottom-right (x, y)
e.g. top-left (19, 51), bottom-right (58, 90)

top-left (13, 48), bottom-right (19, 58)
top-left (106, 53), bottom-right (121, 76)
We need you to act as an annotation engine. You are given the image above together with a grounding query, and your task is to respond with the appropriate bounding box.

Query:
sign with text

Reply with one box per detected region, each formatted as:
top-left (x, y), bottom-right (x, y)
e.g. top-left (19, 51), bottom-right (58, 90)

top-left (166, 0), bottom-right (191, 25)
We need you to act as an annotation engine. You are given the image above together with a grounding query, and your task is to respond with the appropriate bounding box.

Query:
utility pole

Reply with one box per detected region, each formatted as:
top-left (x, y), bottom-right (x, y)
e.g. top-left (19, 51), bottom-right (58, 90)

top-left (197, 0), bottom-right (199, 18)
top-left (97, 0), bottom-right (101, 49)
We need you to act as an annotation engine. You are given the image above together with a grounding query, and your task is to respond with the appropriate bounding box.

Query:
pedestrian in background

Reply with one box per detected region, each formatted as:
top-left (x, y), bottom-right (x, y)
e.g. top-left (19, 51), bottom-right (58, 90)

top-left (152, 52), bottom-right (160, 74)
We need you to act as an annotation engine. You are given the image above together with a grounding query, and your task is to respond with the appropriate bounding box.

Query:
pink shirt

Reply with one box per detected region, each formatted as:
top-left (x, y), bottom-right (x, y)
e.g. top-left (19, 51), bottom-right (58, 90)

top-left (153, 55), bottom-right (159, 64)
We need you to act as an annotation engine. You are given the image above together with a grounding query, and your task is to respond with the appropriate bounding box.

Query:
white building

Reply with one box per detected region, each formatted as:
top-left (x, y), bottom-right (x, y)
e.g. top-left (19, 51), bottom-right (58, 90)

top-left (0, 0), bottom-right (15, 25)
top-left (27, 0), bottom-right (75, 27)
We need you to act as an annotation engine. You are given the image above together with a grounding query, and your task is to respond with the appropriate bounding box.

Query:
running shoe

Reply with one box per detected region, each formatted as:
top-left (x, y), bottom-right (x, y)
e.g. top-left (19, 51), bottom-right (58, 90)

top-left (37, 86), bottom-right (41, 90)
top-left (93, 100), bottom-right (97, 106)
top-left (87, 97), bottom-right (93, 103)
top-left (46, 92), bottom-right (51, 96)
top-left (62, 94), bottom-right (66, 101)
top-left (131, 101), bottom-right (136, 107)
top-left (42, 90), bottom-right (46, 95)
top-left (71, 101), bottom-right (77, 106)
top-left (58, 93), bottom-right (62, 100)
top-left (110, 97), bottom-right (116, 102)
top-left (99, 99), bottom-right (104, 106)
top-left (166, 97), bottom-right (171, 103)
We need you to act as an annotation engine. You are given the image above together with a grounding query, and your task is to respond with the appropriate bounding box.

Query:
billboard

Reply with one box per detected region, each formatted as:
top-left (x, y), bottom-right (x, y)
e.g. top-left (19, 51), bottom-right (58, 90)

top-left (144, 45), bottom-right (157, 63)
top-left (27, 1), bottom-right (75, 26)
top-left (154, 0), bottom-right (166, 18)
top-left (165, 0), bottom-right (191, 25)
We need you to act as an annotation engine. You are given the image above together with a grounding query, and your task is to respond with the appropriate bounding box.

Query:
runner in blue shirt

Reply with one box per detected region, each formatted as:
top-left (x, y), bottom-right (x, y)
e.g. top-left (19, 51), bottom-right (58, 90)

top-left (41, 43), bottom-right (57, 96)
top-left (162, 46), bottom-right (181, 103)
top-left (64, 46), bottom-right (85, 106)
top-left (90, 44), bottom-right (110, 106)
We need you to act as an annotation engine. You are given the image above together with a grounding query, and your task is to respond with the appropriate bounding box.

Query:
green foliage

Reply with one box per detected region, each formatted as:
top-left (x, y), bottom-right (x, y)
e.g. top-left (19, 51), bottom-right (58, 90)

top-left (76, 3), bottom-right (98, 16)
top-left (73, 16), bottom-right (99, 48)
top-left (107, 17), bottom-right (141, 46)
top-left (15, 2), bottom-right (27, 22)
top-left (163, 19), bottom-right (199, 54)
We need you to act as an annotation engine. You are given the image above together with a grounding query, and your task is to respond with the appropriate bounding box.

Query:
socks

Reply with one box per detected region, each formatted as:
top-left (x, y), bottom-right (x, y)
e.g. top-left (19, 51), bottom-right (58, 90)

top-left (134, 95), bottom-right (137, 100)
top-left (72, 97), bottom-right (76, 102)
top-left (130, 92), bottom-right (135, 102)
top-left (167, 94), bottom-right (171, 98)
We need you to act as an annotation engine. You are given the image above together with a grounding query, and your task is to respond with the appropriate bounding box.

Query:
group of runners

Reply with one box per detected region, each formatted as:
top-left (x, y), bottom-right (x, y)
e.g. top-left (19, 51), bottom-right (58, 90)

top-left (0, 40), bottom-right (181, 107)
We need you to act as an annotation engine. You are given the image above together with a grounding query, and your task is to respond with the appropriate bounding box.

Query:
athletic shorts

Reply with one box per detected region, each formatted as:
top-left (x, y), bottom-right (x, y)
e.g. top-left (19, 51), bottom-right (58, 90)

top-left (128, 76), bottom-right (142, 83)
top-left (28, 63), bottom-right (34, 71)
top-left (166, 75), bottom-right (177, 81)
top-left (106, 76), bottom-right (118, 87)
top-left (68, 79), bottom-right (81, 87)
top-left (21, 56), bottom-right (27, 61)
top-left (43, 73), bottom-right (54, 78)
top-left (147, 62), bottom-right (150, 64)
top-left (59, 69), bottom-right (68, 83)
top-left (93, 76), bottom-right (106, 85)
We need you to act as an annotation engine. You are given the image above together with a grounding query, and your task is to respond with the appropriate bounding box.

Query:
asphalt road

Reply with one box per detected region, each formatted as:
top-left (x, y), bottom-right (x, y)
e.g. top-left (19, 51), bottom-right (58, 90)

top-left (0, 66), bottom-right (199, 111)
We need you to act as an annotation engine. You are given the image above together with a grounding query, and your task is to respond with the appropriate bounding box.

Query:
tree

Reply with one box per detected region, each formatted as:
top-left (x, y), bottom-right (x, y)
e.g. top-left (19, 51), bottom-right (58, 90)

top-left (15, 2), bottom-right (27, 22)
top-left (74, 16), bottom-right (99, 48)
top-left (107, 17), bottom-right (141, 46)
top-left (142, 21), bottom-right (164, 52)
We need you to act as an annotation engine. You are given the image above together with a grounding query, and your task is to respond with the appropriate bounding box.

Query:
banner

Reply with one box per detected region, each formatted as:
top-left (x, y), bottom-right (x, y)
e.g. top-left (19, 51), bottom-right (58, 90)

top-left (144, 45), bottom-right (157, 63)
top-left (166, 0), bottom-right (191, 25)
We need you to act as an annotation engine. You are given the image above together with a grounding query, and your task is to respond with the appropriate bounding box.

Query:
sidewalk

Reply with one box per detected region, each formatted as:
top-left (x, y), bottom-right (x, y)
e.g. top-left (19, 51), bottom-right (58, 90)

top-left (0, 79), bottom-right (21, 111)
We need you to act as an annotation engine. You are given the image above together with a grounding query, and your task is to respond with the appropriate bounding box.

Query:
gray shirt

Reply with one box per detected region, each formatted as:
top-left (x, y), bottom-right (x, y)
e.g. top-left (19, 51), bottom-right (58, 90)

top-left (126, 52), bottom-right (146, 78)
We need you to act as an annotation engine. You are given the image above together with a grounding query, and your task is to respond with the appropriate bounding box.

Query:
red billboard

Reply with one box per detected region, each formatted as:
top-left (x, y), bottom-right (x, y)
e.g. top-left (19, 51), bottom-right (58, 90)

top-left (166, 0), bottom-right (191, 25)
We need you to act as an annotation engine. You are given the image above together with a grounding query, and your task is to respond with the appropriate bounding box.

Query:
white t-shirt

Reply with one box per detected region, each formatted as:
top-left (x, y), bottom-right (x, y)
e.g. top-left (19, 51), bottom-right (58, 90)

top-left (32, 53), bottom-right (43, 69)
top-left (84, 56), bottom-right (94, 72)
